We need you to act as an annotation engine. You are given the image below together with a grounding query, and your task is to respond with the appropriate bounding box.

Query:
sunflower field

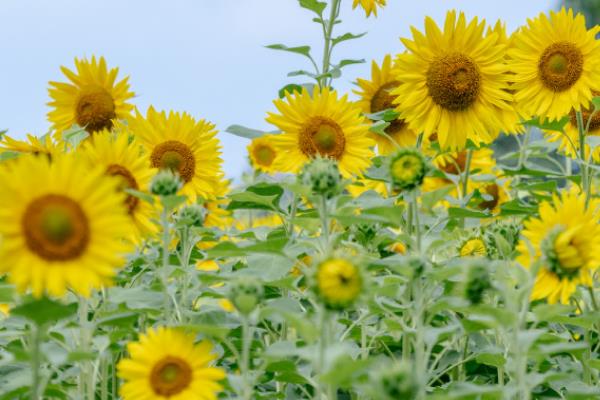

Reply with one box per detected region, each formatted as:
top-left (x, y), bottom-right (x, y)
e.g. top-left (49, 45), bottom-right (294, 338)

top-left (4, 0), bottom-right (600, 399)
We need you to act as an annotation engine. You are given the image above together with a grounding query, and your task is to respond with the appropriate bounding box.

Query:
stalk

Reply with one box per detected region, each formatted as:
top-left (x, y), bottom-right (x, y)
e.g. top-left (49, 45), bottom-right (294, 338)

top-left (576, 111), bottom-right (591, 209)
top-left (160, 208), bottom-right (172, 320)
top-left (241, 315), bottom-right (253, 400)
top-left (29, 324), bottom-right (43, 400)
top-left (319, 0), bottom-right (342, 88)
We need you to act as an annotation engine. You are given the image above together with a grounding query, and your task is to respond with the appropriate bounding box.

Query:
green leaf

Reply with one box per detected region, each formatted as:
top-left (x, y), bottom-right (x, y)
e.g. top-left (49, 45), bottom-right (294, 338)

top-left (522, 116), bottom-right (569, 132)
top-left (227, 183), bottom-right (284, 211)
top-left (335, 59), bottom-right (365, 69)
top-left (364, 109), bottom-right (400, 122)
top-left (0, 151), bottom-right (20, 163)
top-left (298, 0), bottom-right (327, 15)
top-left (124, 188), bottom-right (155, 205)
top-left (61, 124), bottom-right (88, 148)
top-left (225, 124), bottom-right (264, 139)
top-left (278, 84), bottom-right (304, 98)
top-left (287, 70), bottom-right (318, 78)
top-left (11, 297), bottom-right (77, 326)
top-left (368, 120), bottom-right (390, 136)
top-left (0, 284), bottom-right (15, 303)
top-left (266, 44), bottom-right (312, 59)
top-left (475, 352), bottom-right (505, 368)
top-left (161, 194), bottom-right (187, 210)
top-left (448, 207), bottom-right (490, 219)
top-left (592, 96), bottom-right (600, 110)
top-left (332, 32), bottom-right (367, 46)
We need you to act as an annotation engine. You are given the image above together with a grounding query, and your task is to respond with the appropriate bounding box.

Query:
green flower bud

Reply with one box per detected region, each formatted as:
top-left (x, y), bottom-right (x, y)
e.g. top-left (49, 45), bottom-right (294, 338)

top-left (483, 220), bottom-right (521, 260)
top-left (229, 278), bottom-right (264, 315)
top-left (465, 262), bottom-right (492, 305)
top-left (389, 149), bottom-right (427, 191)
top-left (150, 170), bottom-right (182, 196)
top-left (178, 204), bottom-right (205, 227)
top-left (372, 361), bottom-right (419, 400)
top-left (299, 156), bottom-right (343, 199)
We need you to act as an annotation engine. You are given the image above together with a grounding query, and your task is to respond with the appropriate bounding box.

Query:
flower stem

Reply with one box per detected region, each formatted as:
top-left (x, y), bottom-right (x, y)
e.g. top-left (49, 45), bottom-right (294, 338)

top-left (411, 191), bottom-right (422, 254)
top-left (79, 297), bottom-right (95, 400)
top-left (29, 324), bottom-right (43, 400)
top-left (576, 110), bottom-right (591, 209)
top-left (241, 315), bottom-right (253, 400)
top-left (160, 208), bottom-right (172, 321)
top-left (320, 194), bottom-right (330, 249)
top-left (320, 0), bottom-right (341, 88)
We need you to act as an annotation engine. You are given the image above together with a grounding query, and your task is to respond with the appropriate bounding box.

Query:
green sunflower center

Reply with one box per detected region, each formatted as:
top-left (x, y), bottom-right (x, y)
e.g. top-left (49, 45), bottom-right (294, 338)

top-left (150, 140), bottom-right (196, 183)
top-left (299, 117), bottom-right (346, 160)
top-left (538, 41), bottom-right (583, 92)
top-left (22, 194), bottom-right (90, 261)
top-left (106, 164), bottom-right (139, 215)
top-left (254, 144), bottom-right (276, 166)
top-left (426, 53), bottom-right (481, 111)
top-left (150, 356), bottom-right (193, 396)
top-left (76, 87), bottom-right (116, 133)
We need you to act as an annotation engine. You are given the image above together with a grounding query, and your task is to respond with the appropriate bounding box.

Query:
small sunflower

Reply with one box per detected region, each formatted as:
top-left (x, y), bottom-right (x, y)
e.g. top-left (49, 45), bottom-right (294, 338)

top-left (118, 327), bottom-right (225, 400)
top-left (509, 8), bottom-right (600, 121)
top-left (516, 191), bottom-right (600, 304)
top-left (355, 55), bottom-right (418, 154)
top-left (0, 154), bottom-right (132, 297)
top-left (266, 87), bottom-right (375, 177)
top-left (81, 130), bottom-right (157, 239)
top-left (129, 107), bottom-right (224, 202)
top-left (48, 56), bottom-right (134, 137)
top-left (0, 133), bottom-right (62, 160)
top-left (459, 238), bottom-right (487, 257)
top-left (393, 11), bottom-right (513, 149)
top-left (389, 149), bottom-right (427, 191)
top-left (544, 103), bottom-right (600, 161)
top-left (248, 135), bottom-right (278, 173)
top-left (352, 0), bottom-right (386, 17)
top-left (315, 258), bottom-right (362, 309)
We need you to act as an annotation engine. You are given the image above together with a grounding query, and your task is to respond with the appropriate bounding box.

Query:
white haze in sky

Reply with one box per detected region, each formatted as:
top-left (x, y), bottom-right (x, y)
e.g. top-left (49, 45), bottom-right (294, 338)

top-left (0, 0), bottom-right (551, 177)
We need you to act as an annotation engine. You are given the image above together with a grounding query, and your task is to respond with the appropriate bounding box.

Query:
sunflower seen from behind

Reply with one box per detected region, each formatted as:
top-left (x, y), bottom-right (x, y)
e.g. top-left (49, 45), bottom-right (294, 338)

top-left (352, 0), bottom-right (386, 17)
top-left (0, 154), bottom-right (133, 298)
top-left (267, 87), bottom-right (374, 177)
top-left (516, 191), bottom-right (600, 304)
top-left (393, 11), bottom-right (513, 149)
top-left (509, 8), bottom-right (600, 121)
top-left (118, 327), bottom-right (225, 400)
top-left (48, 56), bottom-right (134, 137)
top-left (248, 135), bottom-right (278, 173)
top-left (355, 55), bottom-right (418, 154)
top-left (129, 107), bottom-right (224, 202)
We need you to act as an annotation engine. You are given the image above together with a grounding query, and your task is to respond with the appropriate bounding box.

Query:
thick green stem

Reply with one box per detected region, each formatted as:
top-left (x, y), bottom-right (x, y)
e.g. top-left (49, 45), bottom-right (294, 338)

top-left (320, 195), bottom-right (330, 249)
top-left (576, 111), bottom-right (591, 209)
top-left (160, 208), bottom-right (172, 321)
top-left (411, 191), bottom-right (422, 254)
top-left (320, 0), bottom-right (341, 88)
top-left (241, 315), bottom-right (253, 400)
top-left (460, 149), bottom-right (473, 201)
top-left (29, 324), bottom-right (43, 400)
top-left (79, 298), bottom-right (95, 400)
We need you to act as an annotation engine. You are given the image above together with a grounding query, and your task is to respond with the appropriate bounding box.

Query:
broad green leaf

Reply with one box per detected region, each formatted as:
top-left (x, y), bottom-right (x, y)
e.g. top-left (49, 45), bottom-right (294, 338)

top-left (298, 0), bottom-right (327, 15)
top-left (225, 124), bottom-right (264, 139)
top-left (278, 84), bottom-right (303, 98)
top-left (332, 32), bottom-right (367, 46)
top-left (11, 297), bottom-right (77, 326)
top-left (522, 116), bottom-right (569, 132)
top-left (266, 44), bottom-right (312, 59)
top-left (448, 207), bottom-right (490, 219)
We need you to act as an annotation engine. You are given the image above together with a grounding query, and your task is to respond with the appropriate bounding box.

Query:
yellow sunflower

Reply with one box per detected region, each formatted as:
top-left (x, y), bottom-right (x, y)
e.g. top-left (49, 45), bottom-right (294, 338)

top-left (469, 177), bottom-right (511, 214)
top-left (516, 191), bottom-right (600, 304)
top-left (204, 176), bottom-right (232, 229)
top-left (393, 10), bottom-right (513, 149)
top-left (315, 258), bottom-right (362, 309)
top-left (0, 133), bottom-right (63, 160)
top-left (543, 103), bottom-right (600, 161)
top-left (433, 147), bottom-right (496, 177)
top-left (129, 107), bottom-right (224, 202)
top-left (459, 238), bottom-right (487, 257)
top-left (81, 130), bottom-right (157, 239)
top-left (247, 135), bottom-right (278, 173)
top-left (48, 56), bottom-right (134, 137)
top-left (266, 87), bottom-right (375, 177)
top-left (0, 304), bottom-right (9, 316)
top-left (352, 0), bottom-right (386, 17)
top-left (509, 8), bottom-right (600, 121)
top-left (118, 327), bottom-right (225, 400)
top-left (0, 154), bottom-right (132, 297)
top-left (355, 55), bottom-right (418, 154)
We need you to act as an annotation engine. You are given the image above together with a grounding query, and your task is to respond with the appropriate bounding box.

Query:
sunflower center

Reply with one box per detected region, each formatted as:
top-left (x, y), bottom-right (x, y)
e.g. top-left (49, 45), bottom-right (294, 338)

top-left (477, 183), bottom-right (500, 211)
top-left (439, 151), bottom-right (467, 175)
top-left (538, 42), bottom-right (583, 92)
top-left (106, 164), bottom-right (139, 214)
top-left (22, 194), bottom-right (90, 261)
top-left (150, 356), bottom-right (192, 397)
top-left (76, 87), bottom-right (116, 133)
top-left (370, 81), bottom-right (399, 113)
top-left (569, 94), bottom-right (600, 132)
top-left (254, 144), bottom-right (276, 166)
top-left (150, 140), bottom-right (196, 183)
top-left (426, 53), bottom-right (480, 111)
top-left (299, 117), bottom-right (346, 159)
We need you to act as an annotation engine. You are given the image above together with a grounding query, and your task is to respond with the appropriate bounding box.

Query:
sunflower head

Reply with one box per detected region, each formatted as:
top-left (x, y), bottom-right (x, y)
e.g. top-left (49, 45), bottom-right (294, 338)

top-left (150, 170), bottom-right (182, 197)
top-left (352, 0), bottom-right (386, 17)
top-left (177, 204), bottom-right (206, 228)
top-left (315, 258), bottom-right (363, 309)
top-left (229, 278), bottom-right (264, 315)
top-left (459, 238), bottom-right (487, 258)
top-left (389, 149), bottom-right (427, 191)
top-left (248, 135), bottom-right (278, 173)
top-left (0, 134), bottom-right (62, 161)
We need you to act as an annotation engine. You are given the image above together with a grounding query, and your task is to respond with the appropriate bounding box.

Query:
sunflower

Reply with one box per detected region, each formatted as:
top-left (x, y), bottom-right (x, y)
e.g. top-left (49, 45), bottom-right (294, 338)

top-left (347, 177), bottom-right (389, 198)
top-left (393, 11), bottom-right (513, 150)
top-left (469, 177), bottom-right (511, 214)
top-left (509, 8), bottom-right (600, 121)
top-left (204, 176), bottom-right (232, 229)
top-left (266, 87), bottom-right (374, 177)
top-left (129, 107), bottom-right (224, 202)
top-left (433, 147), bottom-right (496, 177)
top-left (0, 154), bottom-right (132, 297)
top-left (248, 135), bottom-right (278, 173)
top-left (516, 191), bottom-right (600, 304)
top-left (48, 56), bottom-right (134, 137)
top-left (315, 258), bottom-right (362, 309)
top-left (118, 327), bottom-right (225, 400)
top-left (0, 133), bottom-right (62, 160)
top-left (352, 0), bottom-right (386, 17)
top-left (0, 304), bottom-right (9, 316)
top-left (355, 55), bottom-right (418, 154)
top-left (459, 238), bottom-right (487, 257)
top-left (81, 130), bottom-right (157, 239)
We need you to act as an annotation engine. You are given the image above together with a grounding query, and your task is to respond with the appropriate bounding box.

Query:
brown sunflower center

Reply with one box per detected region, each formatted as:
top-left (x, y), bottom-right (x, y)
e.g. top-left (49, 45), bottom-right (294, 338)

top-left (150, 140), bottom-right (196, 182)
top-left (538, 42), bottom-right (583, 92)
top-left (370, 81), bottom-right (399, 113)
top-left (150, 356), bottom-right (193, 397)
top-left (76, 87), bottom-right (116, 133)
top-left (254, 144), bottom-right (276, 166)
top-left (569, 91), bottom-right (600, 132)
top-left (299, 117), bottom-right (346, 159)
top-left (426, 53), bottom-right (481, 111)
top-left (106, 164), bottom-right (139, 214)
top-left (477, 183), bottom-right (500, 211)
top-left (22, 194), bottom-right (90, 261)
top-left (439, 151), bottom-right (467, 175)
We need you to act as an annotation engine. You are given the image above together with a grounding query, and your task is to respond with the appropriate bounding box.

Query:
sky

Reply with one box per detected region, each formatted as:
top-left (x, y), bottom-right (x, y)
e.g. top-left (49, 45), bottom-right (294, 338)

top-left (1, 0), bottom-right (553, 178)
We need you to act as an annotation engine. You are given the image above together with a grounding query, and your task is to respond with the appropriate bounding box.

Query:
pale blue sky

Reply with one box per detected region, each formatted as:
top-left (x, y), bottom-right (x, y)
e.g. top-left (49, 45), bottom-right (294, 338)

top-left (1, 0), bottom-right (551, 177)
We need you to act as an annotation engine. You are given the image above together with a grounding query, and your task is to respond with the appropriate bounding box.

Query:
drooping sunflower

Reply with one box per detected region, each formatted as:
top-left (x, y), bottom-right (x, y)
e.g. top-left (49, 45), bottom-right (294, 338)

top-left (118, 327), bottom-right (225, 400)
top-left (315, 258), bottom-right (363, 309)
top-left (355, 55), bottom-right (418, 154)
top-left (267, 87), bottom-right (374, 177)
top-left (247, 135), bottom-right (278, 173)
top-left (509, 8), bottom-right (600, 121)
top-left (129, 107), bottom-right (224, 202)
top-left (81, 130), bottom-right (157, 239)
top-left (0, 154), bottom-right (132, 298)
top-left (516, 191), bottom-right (600, 304)
top-left (0, 133), bottom-right (63, 160)
top-left (352, 0), bottom-right (386, 17)
top-left (469, 177), bottom-right (510, 215)
top-left (48, 56), bottom-right (135, 137)
top-left (393, 11), bottom-right (513, 149)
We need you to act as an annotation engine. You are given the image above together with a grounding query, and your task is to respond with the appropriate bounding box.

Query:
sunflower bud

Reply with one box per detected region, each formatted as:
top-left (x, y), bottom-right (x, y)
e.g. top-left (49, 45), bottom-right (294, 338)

top-left (315, 258), bottom-right (362, 310)
top-left (229, 278), bottom-right (264, 315)
top-left (483, 220), bottom-right (521, 260)
top-left (178, 204), bottom-right (205, 227)
top-left (389, 149), bottom-right (427, 191)
top-left (372, 361), bottom-right (419, 400)
top-left (299, 157), bottom-right (343, 199)
top-left (465, 262), bottom-right (492, 305)
top-left (150, 170), bottom-right (182, 196)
